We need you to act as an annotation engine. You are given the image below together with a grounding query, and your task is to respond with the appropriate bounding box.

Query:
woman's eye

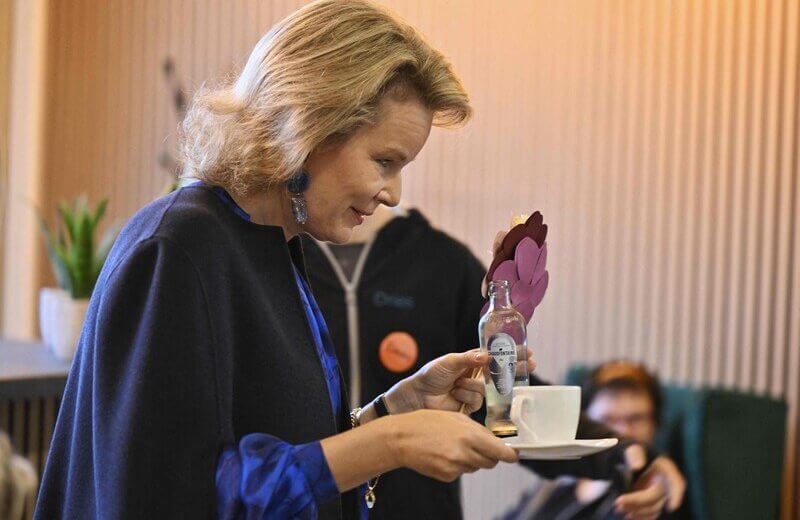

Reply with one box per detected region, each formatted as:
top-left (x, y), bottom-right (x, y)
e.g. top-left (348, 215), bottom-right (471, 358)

top-left (376, 159), bottom-right (392, 168)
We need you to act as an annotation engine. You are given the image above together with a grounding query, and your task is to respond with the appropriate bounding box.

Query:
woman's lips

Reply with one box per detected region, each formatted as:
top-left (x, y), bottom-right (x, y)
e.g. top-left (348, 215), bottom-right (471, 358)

top-left (351, 207), bottom-right (365, 224)
top-left (350, 207), bottom-right (373, 225)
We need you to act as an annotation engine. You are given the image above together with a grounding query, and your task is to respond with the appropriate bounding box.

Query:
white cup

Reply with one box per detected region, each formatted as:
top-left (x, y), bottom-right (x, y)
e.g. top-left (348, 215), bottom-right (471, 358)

top-left (510, 386), bottom-right (581, 444)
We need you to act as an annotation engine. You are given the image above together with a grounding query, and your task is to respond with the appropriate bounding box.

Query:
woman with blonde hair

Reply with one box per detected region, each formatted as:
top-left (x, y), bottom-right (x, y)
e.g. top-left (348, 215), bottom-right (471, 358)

top-left (36, 1), bottom-right (525, 518)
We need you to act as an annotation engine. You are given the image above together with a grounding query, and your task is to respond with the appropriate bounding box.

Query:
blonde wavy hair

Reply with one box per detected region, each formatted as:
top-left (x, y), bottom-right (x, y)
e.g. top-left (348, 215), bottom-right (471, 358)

top-left (180, 0), bottom-right (471, 196)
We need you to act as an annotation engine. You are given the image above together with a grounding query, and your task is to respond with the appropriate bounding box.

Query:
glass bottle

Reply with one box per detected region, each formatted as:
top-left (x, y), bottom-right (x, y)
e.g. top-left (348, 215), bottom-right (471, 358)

top-left (479, 280), bottom-right (529, 436)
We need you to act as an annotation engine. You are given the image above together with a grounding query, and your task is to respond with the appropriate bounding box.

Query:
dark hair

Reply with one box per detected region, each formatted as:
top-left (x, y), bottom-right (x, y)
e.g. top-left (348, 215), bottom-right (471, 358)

top-left (582, 360), bottom-right (663, 425)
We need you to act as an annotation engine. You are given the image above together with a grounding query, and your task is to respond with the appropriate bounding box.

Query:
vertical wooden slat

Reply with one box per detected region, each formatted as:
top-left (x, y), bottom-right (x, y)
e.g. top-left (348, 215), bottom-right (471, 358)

top-left (680, 0), bottom-right (705, 383)
top-left (697, 0), bottom-right (723, 386)
top-left (640, 0), bottom-right (666, 369)
top-left (623, 0), bottom-right (644, 364)
top-left (0, 400), bottom-right (8, 433)
top-left (738, 0), bottom-right (761, 391)
top-left (26, 398), bottom-right (41, 473)
top-left (783, 0), bottom-right (800, 512)
top-left (726, 0), bottom-right (752, 388)
top-left (11, 400), bottom-right (24, 455)
top-left (662, 0), bottom-right (688, 380)
top-left (40, 397), bottom-right (56, 476)
top-left (0, 0), bottom-right (12, 307)
top-left (709, 0), bottom-right (735, 387)
top-left (758, 0), bottom-right (787, 395)
top-left (585, 0), bottom-right (608, 364)
top-left (138, 0), bottom-right (152, 206)
top-left (689, 0), bottom-right (714, 385)
top-left (750, 0), bottom-right (776, 394)
top-left (567, 0), bottom-right (588, 365)
top-left (611, 0), bottom-right (627, 363)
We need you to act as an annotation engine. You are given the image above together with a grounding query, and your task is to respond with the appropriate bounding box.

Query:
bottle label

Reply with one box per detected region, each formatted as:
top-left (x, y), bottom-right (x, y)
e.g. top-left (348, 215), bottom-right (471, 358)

top-left (488, 332), bottom-right (517, 396)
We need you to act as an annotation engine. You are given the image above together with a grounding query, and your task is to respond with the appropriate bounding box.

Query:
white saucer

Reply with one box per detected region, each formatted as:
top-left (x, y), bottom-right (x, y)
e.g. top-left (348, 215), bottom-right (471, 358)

top-left (504, 437), bottom-right (618, 460)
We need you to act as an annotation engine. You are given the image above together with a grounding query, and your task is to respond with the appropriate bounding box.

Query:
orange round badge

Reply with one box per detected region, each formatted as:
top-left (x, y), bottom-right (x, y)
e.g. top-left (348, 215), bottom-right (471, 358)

top-left (379, 332), bottom-right (419, 373)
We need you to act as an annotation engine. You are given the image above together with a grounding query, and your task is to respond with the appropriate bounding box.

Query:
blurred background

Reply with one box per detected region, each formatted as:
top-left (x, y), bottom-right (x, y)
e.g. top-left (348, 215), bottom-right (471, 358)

top-left (0, 0), bottom-right (798, 518)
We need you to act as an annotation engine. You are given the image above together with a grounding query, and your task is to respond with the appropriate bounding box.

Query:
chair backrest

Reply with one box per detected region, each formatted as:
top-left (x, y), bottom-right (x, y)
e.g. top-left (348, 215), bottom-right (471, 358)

top-left (565, 366), bottom-right (787, 520)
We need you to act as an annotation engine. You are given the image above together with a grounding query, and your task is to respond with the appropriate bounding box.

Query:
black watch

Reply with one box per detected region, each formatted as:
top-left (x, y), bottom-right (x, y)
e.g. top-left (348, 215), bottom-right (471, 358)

top-left (372, 393), bottom-right (391, 417)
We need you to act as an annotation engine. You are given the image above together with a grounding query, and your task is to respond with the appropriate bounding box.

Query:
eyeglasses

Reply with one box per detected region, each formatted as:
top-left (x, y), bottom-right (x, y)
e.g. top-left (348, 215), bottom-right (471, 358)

top-left (601, 412), bottom-right (655, 429)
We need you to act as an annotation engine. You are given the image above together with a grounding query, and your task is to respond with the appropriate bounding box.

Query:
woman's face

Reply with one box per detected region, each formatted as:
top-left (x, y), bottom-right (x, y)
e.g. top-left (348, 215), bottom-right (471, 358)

top-left (302, 95), bottom-right (434, 243)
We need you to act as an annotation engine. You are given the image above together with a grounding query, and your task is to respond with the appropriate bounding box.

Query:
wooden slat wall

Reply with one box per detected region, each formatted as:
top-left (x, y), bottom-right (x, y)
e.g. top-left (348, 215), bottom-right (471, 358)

top-left (39, 1), bottom-right (800, 517)
top-left (0, 396), bottom-right (59, 481)
top-left (0, 0), bottom-right (11, 317)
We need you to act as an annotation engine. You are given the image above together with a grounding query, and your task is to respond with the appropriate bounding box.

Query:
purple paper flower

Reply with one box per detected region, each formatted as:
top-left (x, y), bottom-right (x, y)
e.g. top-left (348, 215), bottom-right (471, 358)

top-left (486, 212), bottom-right (548, 284)
top-left (481, 237), bottom-right (549, 323)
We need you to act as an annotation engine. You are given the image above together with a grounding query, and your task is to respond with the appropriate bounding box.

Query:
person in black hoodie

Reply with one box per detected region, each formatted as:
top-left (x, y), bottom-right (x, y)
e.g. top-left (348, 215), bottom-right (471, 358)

top-left (303, 206), bottom-right (686, 519)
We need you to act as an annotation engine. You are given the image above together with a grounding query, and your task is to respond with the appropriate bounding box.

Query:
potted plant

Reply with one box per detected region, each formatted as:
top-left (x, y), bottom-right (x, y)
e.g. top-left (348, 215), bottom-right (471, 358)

top-left (37, 195), bottom-right (117, 361)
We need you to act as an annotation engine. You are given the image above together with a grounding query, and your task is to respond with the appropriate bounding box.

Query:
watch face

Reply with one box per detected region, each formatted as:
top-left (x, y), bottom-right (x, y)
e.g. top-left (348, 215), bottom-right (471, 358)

top-left (488, 333), bottom-right (517, 396)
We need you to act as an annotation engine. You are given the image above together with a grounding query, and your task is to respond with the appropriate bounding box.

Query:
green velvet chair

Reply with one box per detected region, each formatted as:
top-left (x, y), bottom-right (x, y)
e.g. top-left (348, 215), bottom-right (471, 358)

top-left (565, 366), bottom-right (787, 520)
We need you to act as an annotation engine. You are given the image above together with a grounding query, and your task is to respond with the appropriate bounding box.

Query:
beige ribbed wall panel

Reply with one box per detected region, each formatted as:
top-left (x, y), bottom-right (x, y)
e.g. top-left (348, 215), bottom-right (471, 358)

top-left (0, 0), bottom-right (12, 312)
top-left (41, 0), bottom-right (799, 517)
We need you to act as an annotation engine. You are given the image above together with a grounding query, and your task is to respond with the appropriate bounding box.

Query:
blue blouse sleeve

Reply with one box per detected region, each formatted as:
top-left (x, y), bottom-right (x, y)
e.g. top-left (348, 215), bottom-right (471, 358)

top-left (216, 435), bottom-right (340, 519)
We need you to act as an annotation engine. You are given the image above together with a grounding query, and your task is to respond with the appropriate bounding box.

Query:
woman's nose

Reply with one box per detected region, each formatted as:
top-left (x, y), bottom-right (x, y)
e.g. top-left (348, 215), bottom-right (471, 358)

top-left (377, 173), bottom-right (402, 207)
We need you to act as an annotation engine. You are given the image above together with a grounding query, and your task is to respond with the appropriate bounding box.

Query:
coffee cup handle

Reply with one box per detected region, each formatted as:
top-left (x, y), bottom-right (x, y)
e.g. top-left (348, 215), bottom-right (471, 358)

top-left (510, 395), bottom-right (537, 443)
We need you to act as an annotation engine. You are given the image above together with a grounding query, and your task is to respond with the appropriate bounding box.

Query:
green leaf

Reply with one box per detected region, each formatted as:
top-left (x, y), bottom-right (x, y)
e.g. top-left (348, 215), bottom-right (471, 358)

top-left (40, 194), bottom-right (113, 299)
top-left (92, 198), bottom-right (109, 229)
top-left (69, 207), bottom-right (94, 298)
top-left (37, 211), bottom-right (73, 293)
top-left (58, 201), bottom-right (78, 245)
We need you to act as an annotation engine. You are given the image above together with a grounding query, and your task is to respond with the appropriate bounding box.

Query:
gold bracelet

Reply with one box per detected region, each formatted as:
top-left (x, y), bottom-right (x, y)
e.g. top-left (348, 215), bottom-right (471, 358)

top-left (350, 407), bottom-right (362, 428)
top-left (349, 407), bottom-right (380, 509)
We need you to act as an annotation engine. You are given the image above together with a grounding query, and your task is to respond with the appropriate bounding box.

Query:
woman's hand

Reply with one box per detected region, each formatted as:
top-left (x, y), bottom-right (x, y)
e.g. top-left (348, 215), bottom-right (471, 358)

top-left (384, 410), bottom-right (519, 481)
top-left (384, 348), bottom-right (537, 415)
top-left (385, 350), bottom-right (488, 414)
top-left (321, 409), bottom-right (518, 492)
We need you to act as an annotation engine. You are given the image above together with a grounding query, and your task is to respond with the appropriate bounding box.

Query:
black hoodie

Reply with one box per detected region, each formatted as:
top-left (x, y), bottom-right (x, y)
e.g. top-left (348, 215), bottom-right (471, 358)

top-left (303, 209), bottom-right (483, 519)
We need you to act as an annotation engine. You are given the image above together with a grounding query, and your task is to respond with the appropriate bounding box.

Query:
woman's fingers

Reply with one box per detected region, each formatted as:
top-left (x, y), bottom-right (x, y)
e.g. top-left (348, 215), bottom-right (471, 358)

top-left (469, 431), bottom-right (518, 464)
top-left (454, 376), bottom-right (485, 395)
top-left (466, 449), bottom-right (499, 470)
top-left (397, 410), bottom-right (520, 483)
top-left (453, 376), bottom-right (486, 412)
top-left (445, 444), bottom-right (512, 481)
top-left (450, 388), bottom-right (483, 412)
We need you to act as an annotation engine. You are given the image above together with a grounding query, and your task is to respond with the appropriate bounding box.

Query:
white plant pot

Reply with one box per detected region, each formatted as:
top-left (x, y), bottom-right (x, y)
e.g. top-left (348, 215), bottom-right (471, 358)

top-left (39, 288), bottom-right (89, 361)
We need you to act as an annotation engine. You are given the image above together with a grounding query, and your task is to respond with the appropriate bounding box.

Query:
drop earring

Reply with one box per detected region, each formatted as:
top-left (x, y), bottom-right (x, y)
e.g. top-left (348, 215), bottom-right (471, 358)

top-left (286, 169), bottom-right (310, 225)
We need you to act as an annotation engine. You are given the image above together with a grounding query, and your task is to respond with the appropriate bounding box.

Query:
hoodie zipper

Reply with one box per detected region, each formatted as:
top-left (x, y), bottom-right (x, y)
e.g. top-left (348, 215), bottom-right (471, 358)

top-left (316, 237), bottom-right (376, 408)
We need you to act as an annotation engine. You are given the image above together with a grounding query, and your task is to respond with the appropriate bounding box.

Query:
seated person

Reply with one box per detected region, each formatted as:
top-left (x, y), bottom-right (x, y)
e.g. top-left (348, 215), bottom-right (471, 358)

top-left (503, 361), bottom-right (687, 520)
